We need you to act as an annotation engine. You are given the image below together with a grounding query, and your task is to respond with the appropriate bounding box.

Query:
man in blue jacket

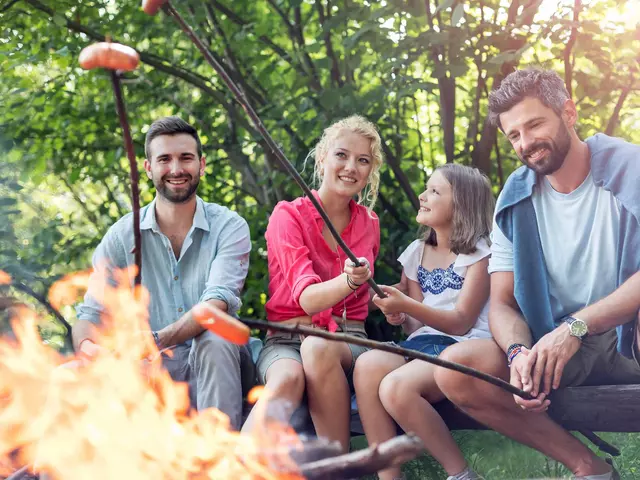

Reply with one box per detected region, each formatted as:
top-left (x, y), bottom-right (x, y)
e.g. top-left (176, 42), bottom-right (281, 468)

top-left (435, 68), bottom-right (640, 479)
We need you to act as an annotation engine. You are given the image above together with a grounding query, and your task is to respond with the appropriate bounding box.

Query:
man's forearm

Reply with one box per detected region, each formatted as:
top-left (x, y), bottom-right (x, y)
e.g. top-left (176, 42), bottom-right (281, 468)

top-left (576, 271), bottom-right (640, 335)
top-left (489, 303), bottom-right (533, 353)
top-left (156, 299), bottom-right (228, 348)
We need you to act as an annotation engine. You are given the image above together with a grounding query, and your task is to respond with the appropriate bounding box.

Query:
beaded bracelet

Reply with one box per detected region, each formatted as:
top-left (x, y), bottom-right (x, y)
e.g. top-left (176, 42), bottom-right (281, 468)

top-left (507, 343), bottom-right (527, 366)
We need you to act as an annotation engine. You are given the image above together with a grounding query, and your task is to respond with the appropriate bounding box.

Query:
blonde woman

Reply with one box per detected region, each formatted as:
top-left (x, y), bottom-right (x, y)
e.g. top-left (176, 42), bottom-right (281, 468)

top-left (242, 116), bottom-right (383, 452)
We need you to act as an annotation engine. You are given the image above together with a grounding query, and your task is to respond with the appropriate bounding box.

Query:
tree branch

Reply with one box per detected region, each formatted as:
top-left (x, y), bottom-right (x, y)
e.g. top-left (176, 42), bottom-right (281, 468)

top-left (316, 0), bottom-right (343, 87)
top-left (377, 190), bottom-right (411, 231)
top-left (605, 83), bottom-right (633, 136)
top-left (380, 139), bottom-right (420, 210)
top-left (60, 177), bottom-right (104, 233)
top-left (0, 0), bottom-right (20, 13)
top-left (299, 434), bottom-right (424, 480)
top-left (423, 0), bottom-right (456, 163)
top-left (22, 0), bottom-right (259, 137)
top-left (208, 0), bottom-right (310, 84)
top-left (3, 282), bottom-right (72, 336)
top-left (564, 0), bottom-right (581, 98)
top-left (291, 7), bottom-right (322, 90)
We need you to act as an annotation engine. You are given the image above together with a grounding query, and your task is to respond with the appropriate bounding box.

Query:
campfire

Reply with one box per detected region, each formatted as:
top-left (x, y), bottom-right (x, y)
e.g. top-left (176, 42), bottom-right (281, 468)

top-left (0, 269), bottom-right (423, 480)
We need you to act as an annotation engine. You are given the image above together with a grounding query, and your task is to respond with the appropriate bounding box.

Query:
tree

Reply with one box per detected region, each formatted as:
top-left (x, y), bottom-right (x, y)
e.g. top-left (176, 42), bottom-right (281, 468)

top-left (1, 0), bottom-right (639, 338)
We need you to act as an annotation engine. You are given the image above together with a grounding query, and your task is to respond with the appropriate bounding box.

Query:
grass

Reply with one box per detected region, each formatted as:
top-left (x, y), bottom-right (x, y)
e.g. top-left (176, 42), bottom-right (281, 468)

top-left (351, 431), bottom-right (640, 479)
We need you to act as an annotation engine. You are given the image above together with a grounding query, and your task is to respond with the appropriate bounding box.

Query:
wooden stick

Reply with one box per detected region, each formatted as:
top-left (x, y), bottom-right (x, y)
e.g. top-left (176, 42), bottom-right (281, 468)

top-left (158, 2), bottom-right (386, 298)
top-left (4, 465), bottom-right (31, 480)
top-left (110, 71), bottom-right (142, 288)
top-left (238, 317), bottom-right (533, 399)
top-left (298, 434), bottom-right (424, 480)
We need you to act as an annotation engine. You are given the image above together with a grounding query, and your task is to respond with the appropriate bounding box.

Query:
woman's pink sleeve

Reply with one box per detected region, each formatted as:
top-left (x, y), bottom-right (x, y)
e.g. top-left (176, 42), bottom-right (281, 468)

top-left (267, 204), bottom-right (322, 305)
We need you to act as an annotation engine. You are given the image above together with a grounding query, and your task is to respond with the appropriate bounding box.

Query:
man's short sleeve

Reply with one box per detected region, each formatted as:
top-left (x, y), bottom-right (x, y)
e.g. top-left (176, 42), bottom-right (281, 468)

top-left (488, 219), bottom-right (514, 274)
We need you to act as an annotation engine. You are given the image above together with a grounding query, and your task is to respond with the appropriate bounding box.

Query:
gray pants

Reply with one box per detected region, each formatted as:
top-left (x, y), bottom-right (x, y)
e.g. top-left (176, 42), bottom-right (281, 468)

top-left (162, 330), bottom-right (256, 430)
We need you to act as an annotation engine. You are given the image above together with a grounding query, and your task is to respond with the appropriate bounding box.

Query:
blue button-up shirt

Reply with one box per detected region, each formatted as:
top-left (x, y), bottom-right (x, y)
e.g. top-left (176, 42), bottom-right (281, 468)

top-left (76, 197), bottom-right (251, 332)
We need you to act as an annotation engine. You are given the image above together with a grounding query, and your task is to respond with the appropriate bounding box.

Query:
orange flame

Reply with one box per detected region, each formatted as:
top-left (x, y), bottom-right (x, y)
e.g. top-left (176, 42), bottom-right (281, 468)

top-left (0, 270), bottom-right (11, 285)
top-left (48, 271), bottom-right (92, 311)
top-left (0, 267), bottom-right (304, 479)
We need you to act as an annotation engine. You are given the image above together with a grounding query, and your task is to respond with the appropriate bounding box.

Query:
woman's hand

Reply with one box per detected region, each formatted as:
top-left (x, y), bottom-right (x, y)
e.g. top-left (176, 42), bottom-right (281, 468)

top-left (343, 257), bottom-right (372, 287)
top-left (372, 285), bottom-right (410, 315)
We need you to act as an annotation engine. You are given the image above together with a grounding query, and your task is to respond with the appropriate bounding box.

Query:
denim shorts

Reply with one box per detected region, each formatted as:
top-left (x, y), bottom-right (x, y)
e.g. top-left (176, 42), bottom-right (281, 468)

top-left (397, 334), bottom-right (457, 358)
top-left (256, 322), bottom-right (369, 385)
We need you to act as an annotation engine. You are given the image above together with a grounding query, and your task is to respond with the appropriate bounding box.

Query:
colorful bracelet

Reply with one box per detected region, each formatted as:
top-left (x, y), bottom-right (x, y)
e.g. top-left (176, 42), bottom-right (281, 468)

top-left (507, 343), bottom-right (527, 366)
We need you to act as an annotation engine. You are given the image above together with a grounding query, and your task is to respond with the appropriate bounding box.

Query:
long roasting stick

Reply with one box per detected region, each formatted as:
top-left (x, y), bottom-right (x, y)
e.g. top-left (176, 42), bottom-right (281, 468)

top-left (79, 42), bottom-right (142, 287)
top-left (143, 2), bottom-right (539, 399)
top-left (194, 303), bottom-right (533, 399)
top-left (110, 71), bottom-right (143, 288)
top-left (143, 1), bottom-right (385, 297)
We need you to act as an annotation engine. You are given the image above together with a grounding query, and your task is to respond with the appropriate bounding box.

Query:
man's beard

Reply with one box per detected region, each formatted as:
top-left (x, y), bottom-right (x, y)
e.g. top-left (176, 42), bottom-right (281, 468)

top-left (154, 174), bottom-right (200, 203)
top-left (519, 123), bottom-right (571, 175)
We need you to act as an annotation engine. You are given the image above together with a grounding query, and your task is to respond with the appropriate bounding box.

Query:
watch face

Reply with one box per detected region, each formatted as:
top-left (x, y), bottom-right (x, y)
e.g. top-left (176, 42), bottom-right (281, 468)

top-left (570, 320), bottom-right (588, 337)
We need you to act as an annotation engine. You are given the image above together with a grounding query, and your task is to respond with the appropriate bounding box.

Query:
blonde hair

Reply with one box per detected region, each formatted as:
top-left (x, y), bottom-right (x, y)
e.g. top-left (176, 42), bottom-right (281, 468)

top-left (422, 164), bottom-right (495, 255)
top-left (309, 115), bottom-right (384, 211)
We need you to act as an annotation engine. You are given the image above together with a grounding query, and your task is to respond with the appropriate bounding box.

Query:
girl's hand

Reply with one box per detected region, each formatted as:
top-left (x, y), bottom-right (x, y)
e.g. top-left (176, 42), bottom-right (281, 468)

top-left (385, 312), bottom-right (406, 326)
top-left (343, 257), bottom-right (371, 286)
top-left (372, 285), bottom-right (409, 315)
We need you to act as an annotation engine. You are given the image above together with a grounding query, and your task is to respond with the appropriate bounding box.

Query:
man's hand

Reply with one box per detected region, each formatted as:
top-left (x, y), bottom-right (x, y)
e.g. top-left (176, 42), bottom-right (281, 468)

top-left (509, 347), bottom-right (550, 412)
top-left (77, 339), bottom-right (109, 359)
top-left (372, 285), bottom-right (410, 315)
top-left (527, 323), bottom-right (581, 396)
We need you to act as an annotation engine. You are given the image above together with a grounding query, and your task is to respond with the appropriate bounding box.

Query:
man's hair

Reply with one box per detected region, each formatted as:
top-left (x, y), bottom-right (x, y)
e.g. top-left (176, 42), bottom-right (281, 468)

top-left (422, 164), bottom-right (495, 255)
top-left (488, 68), bottom-right (571, 130)
top-left (144, 116), bottom-right (202, 159)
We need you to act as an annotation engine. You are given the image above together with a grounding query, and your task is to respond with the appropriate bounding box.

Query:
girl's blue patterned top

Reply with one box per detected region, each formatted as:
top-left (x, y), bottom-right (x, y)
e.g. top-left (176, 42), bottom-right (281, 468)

top-left (417, 263), bottom-right (464, 295)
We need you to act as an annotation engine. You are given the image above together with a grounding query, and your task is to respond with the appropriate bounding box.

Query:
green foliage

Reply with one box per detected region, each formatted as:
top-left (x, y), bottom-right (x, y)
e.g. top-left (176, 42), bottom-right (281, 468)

top-left (355, 431), bottom-right (640, 479)
top-left (0, 0), bottom-right (639, 337)
top-left (1, 1), bottom-right (640, 476)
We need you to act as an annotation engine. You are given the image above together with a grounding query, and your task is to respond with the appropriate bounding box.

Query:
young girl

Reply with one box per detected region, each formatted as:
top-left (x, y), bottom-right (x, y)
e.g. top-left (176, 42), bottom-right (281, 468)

top-left (242, 116), bottom-right (383, 452)
top-left (354, 164), bottom-right (494, 480)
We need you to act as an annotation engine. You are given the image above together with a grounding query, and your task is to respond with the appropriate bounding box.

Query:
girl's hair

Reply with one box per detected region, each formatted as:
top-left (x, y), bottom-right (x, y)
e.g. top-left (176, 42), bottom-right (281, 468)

top-left (308, 115), bottom-right (384, 211)
top-left (422, 164), bottom-right (495, 255)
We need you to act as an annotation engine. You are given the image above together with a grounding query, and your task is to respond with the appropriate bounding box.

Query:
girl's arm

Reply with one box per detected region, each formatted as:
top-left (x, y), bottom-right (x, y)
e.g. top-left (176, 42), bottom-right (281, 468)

top-left (397, 272), bottom-right (424, 335)
top-left (368, 272), bottom-right (408, 311)
top-left (374, 257), bottom-right (490, 336)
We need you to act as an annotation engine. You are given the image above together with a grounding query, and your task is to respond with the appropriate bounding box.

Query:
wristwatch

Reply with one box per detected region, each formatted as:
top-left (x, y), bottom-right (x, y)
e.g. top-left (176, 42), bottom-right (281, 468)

top-left (564, 316), bottom-right (589, 340)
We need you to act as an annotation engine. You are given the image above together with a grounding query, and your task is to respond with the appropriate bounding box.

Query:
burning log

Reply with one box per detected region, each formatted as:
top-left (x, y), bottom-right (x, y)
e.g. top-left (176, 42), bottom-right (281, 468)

top-left (297, 434), bottom-right (424, 480)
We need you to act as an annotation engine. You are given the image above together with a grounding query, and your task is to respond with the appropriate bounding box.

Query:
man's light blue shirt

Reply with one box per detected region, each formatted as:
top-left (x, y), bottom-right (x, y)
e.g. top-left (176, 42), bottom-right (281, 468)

top-left (76, 196), bottom-right (251, 332)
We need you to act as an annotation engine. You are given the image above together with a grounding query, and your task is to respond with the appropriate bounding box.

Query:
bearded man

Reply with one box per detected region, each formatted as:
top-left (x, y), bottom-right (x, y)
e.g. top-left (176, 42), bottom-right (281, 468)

top-left (75, 116), bottom-right (254, 430)
top-left (434, 69), bottom-right (640, 480)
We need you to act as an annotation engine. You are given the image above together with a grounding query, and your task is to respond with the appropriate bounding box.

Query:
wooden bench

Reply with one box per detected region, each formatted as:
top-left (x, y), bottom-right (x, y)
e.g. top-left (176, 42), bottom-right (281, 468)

top-left (345, 384), bottom-right (640, 457)
top-left (347, 384), bottom-right (640, 435)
